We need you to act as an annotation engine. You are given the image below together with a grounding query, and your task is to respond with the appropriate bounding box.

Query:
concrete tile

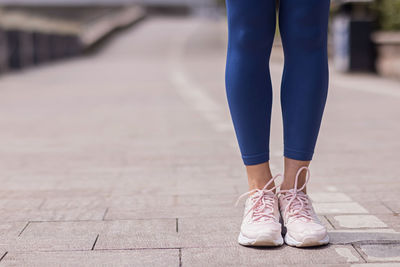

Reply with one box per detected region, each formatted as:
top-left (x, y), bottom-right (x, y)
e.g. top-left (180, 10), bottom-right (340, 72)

top-left (178, 217), bottom-right (240, 248)
top-left (105, 205), bottom-right (241, 220)
top-left (1, 249), bottom-right (179, 267)
top-left (351, 264), bottom-right (400, 267)
top-left (0, 198), bottom-right (43, 211)
top-left (11, 221), bottom-right (103, 251)
top-left (314, 202), bottom-right (368, 214)
top-left (106, 194), bottom-right (237, 209)
top-left (40, 197), bottom-right (106, 210)
top-left (309, 192), bottom-right (352, 202)
top-left (0, 189), bottom-right (111, 199)
top-left (382, 201), bottom-right (400, 214)
top-left (358, 244), bottom-right (400, 262)
top-left (376, 214), bottom-right (400, 231)
top-left (0, 207), bottom-right (106, 222)
top-left (0, 222), bottom-right (28, 251)
top-left (319, 216), bottom-right (335, 230)
top-left (181, 245), bottom-right (362, 266)
top-left (111, 177), bottom-right (239, 195)
top-left (328, 229), bottom-right (400, 244)
top-left (95, 219), bottom-right (179, 249)
top-left (330, 215), bottom-right (388, 229)
top-left (104, 194), bottom-right (241, 220)
top-left (0, 222), bottom-right (28, 238)
top-left (352, 202), bottom-right (393, 215)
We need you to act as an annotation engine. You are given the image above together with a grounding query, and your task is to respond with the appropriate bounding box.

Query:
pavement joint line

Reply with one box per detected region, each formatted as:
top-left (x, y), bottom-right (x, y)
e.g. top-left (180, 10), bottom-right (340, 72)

top-left (8, 249), bottom-right (98, 253)
top-left (168, 21), bottom-right (231, 134)
top-left (351, 244), bottom-right (368, 263)
top-left (102, 207), bottom-right (109, 220)
top-left (335, 246), bottom-right (363, 263)
top-left (37, 199), bottom-right (46, 210)
top-left (24, 218), bottom-right (180, 223)
top-left (324, 215), bottom-right (337, 230)
top-left (0, 252), bottom-right (7, 262)
top-left (94, 247), bottom-right (183, 251)
top-left (352, 240), bottom-right (400, 246)
top-left (381, 201), bottom-right (399, 216)
top-left (17, 221), bottom-right (30, 237)
top-left (179, 248), bottom-right (182, 267)
top-left (91, 234), bottom-right (99, 250)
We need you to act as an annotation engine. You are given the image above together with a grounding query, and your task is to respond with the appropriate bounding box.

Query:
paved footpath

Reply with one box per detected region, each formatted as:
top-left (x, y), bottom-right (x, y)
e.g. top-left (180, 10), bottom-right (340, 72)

top-left (0, 16), bottom-right (399, 266)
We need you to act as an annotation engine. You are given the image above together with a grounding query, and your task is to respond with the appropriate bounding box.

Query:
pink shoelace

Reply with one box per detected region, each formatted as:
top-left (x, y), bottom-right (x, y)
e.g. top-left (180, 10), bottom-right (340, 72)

top-left (279, 166), bottom-right (313, 222)
top-left (235, 174), bottom-right (283, 222)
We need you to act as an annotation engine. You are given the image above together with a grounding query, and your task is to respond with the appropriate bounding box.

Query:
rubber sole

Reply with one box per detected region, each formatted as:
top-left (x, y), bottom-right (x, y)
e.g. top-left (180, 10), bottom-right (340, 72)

top-left (284, 233), bottom-right (330, 247)
top-left (238, 232), bottom-right (284, 247)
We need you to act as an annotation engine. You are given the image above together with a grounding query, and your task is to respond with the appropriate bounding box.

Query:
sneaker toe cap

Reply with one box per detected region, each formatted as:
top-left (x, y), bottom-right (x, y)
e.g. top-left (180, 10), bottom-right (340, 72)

top-left (287, 223), bottom-right (328, 241)
top-left (241, 222), bottom-right (282, 238)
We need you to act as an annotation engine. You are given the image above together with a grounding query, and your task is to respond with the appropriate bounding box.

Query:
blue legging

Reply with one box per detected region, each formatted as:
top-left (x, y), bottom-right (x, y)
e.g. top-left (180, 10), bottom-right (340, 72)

top-left (225, 0), bottom-right (331, 165)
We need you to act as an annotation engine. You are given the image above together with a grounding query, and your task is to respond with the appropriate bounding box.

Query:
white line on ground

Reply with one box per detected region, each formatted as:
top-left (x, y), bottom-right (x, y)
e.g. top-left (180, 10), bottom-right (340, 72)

top-left (168, 21), bottom-right (232, 133)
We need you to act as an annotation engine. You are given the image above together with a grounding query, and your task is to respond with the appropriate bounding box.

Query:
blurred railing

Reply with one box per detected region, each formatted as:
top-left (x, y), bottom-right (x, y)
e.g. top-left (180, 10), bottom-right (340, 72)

top-left (0, 0), bottom-right (216, 7)
top-left (0, 5), bottom-right (146, 74)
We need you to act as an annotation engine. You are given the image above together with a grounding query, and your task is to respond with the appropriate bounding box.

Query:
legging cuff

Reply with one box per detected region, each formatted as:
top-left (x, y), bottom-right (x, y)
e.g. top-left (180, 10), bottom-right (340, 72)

top-left (242, 152), bottom-right (269, 166)
top-left (284, 148), bottom-right (313, 161)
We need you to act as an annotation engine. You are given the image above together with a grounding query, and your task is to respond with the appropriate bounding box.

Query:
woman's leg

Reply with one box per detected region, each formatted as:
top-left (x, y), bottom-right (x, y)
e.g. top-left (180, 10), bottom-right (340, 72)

top-left (226, 0), bottom-right (284, 247)
top-left (277, 0), bottom-right (331, 247)
top-left (278, 0), bottom-right (331, 190)
top-left (225, 0), bottom-right (277, 190)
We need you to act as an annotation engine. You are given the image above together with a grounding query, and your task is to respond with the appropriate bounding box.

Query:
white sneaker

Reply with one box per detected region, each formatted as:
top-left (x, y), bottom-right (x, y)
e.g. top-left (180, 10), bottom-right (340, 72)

top-left (279, 166), bottom-right (329, 247)
top-left (236, 174), bottom-right (284, 247)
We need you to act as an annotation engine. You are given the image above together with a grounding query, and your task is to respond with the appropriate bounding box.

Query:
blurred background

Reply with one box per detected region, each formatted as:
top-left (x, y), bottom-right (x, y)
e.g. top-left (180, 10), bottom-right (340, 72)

top-left (0, 0), bottom-right (399, 78)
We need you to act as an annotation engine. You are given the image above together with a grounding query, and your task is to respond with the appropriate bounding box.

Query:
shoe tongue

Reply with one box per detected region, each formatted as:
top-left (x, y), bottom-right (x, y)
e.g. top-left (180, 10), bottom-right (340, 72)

top-left (283, 189), bottom-right (305, 196)
top-left (251, 191), bottom-right (274, 201)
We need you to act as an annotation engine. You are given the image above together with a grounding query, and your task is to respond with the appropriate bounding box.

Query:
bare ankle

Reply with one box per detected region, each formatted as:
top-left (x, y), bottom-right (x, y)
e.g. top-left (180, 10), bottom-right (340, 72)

top-left (246, 161), bottom-right (274, 191)
top-left (282, 157), bottom-right (310, 193)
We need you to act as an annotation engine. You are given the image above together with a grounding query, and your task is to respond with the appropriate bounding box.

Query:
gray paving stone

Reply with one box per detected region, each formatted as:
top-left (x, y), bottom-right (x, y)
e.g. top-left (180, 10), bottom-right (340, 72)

top-left (320, 216), bottom-right (335, 230)
top-left (181, 245), bottom-right (362, 266)
top-left (0, 222), bottom-right (28, 251)
top-left (178, 217), bottom-right (240, 248)
top-left (328, 215), bottom-right (389, 229)
top-left (0, 222), bottom-right (28, 238)
top-left (111, 177), bottom-right (240, 195)
top-left (381, 201), bottom-right (400, 214)
top-left (11, 221), bottom-right (103, 251)
top-left (105, 205), bottom-right (241, 220)
top-left (351, 264), bottom-right (400, 267)
top-left (357, 244), bottom-right (400, 262)
top-left (105, 193), bottom-right (237, 208)
top-left (328, 229), bottom-right (400, 245)
top-left (376, 215), bottom-right (400, 232)
top-left (0, 207), bottom-right (106, 222)
top-left (1, 250), bottom-right (179, 267)
top-left (105, 193), bottom-right (241, 220)
top-left (40, 197), bottom-right (106, 210)
top-left (314, 202), bottom-right (368, 214)
top-left (95, 219), bottom-right (179, 249)
top-left (309, 192), bottom-right (352, 202)
top-left (0, 198), bottom-right (43, 211)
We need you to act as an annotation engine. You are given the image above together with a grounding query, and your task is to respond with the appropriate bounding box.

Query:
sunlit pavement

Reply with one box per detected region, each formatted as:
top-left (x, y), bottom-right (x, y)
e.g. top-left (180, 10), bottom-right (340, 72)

top-left (0, 16), bottom-right (399, 266)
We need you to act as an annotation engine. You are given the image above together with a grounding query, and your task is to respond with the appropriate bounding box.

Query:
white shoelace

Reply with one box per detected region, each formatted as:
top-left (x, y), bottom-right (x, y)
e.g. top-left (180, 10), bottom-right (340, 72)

top-left (279, 166), bottom-right (313, 222)
top-left (235, 174), bottom-right (283, 222)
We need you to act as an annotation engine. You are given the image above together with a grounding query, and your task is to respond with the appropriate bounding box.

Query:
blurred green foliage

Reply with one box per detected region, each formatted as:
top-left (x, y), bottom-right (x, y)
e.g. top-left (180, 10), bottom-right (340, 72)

top-left (372, 0), bottom-right (400, 31)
